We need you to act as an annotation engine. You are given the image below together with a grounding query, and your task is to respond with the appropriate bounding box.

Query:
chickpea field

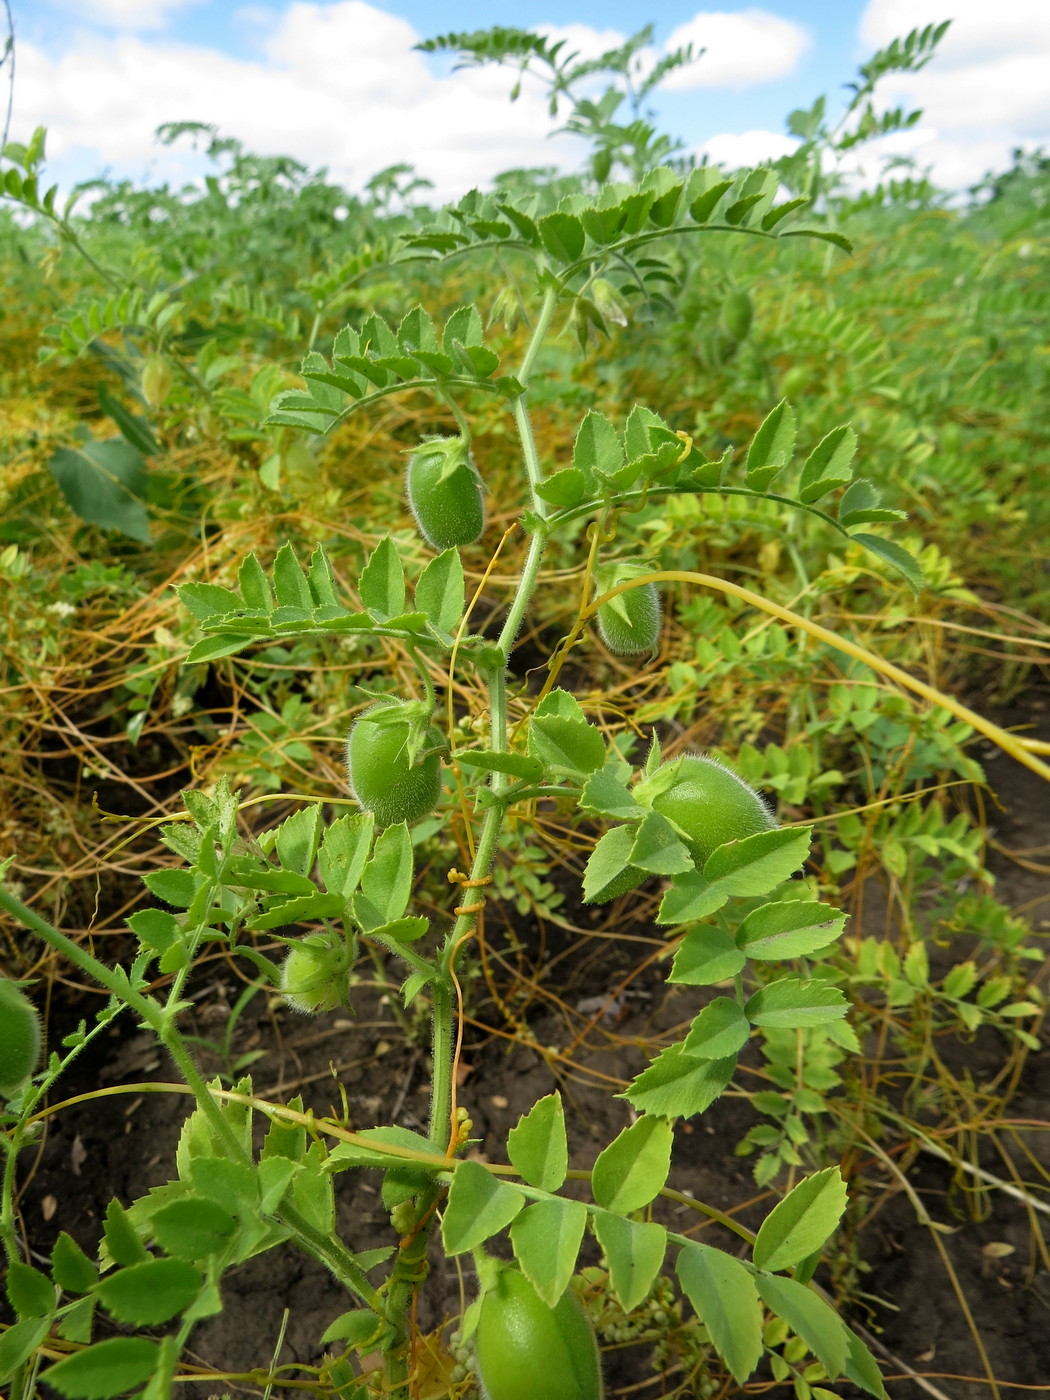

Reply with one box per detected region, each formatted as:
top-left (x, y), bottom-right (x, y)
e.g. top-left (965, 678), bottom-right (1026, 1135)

top-left (1, 21), bottom-right (1049, 1400)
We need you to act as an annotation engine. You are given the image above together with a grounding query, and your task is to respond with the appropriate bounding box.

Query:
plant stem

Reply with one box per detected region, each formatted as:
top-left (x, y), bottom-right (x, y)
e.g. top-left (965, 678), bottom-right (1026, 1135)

top-left (383, 281), bottom-right (561, 1400)
top-left (428, 977), bottom-right (456, 1152)
top-left (278, 1202), bottom-right (383, 1310)
top-left (439, 384), bottom-right (472, 446)
top-left (518, 283), bottom-right (559, 388)
top-left (6, 887), bottom-right (254, 1167)
top-left (498, 526), bottom-right (548, 655)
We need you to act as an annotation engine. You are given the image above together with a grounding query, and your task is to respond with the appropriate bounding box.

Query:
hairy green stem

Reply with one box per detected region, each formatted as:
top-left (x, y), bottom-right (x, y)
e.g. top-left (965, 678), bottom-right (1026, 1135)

top-left (278, 1201), bottom-right (383, 1310)
top-left (6, 887), bottom-right (251, 1166)
top-left (438, 383), bottom-right (472, 446)
top-left (497, 526), bottom-right (548, 655)
top-left (407, 643), bottom-right (437, 711)
top-left (383, 286), bottom-right (561, 1400)
top-left (427, 977), bottom-right (455, 1153)
top-left (518, 284), bottom-right (559, 388)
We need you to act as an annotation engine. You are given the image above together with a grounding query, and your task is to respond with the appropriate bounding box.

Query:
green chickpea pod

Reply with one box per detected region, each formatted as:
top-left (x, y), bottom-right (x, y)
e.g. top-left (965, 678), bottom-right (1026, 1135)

top-left (594, 560), bottom-right (661, 656)
top-left (406, 436), bottom-right (485, 551)
top-left (0, 979), bottom-right (41, 1098)
top-left (650, 754), bottom-right (776, 866)
top-left (475, 1267), bottom-right (604, 1400)
top-left (346, 698), bottom-right (444, 828)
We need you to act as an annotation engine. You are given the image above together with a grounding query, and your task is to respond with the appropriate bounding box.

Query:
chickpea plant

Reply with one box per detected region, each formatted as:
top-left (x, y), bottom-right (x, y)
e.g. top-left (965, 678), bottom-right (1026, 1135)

top-left (0, 162), bottom-right (921, 1400)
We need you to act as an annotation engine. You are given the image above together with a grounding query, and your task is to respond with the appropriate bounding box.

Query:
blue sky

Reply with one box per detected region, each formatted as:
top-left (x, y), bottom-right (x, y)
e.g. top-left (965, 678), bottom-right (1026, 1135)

top-left (11, 1), bottom-right (1050, 202)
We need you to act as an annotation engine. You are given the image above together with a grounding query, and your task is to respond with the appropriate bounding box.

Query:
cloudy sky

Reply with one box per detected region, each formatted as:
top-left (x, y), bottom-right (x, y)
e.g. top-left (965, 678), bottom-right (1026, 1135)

top-left (9, 0), bottom-right (1050, 204)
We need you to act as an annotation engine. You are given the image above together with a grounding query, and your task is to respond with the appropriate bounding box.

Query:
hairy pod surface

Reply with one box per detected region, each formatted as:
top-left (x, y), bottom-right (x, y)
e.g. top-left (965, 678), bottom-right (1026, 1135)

top-left (475, 1268), bottom-right (604, 1400)
top-left (280, 932), bottom-right (350, 1014)
top-left (720, 289), bottom-right (753, 343)
top-left (406, 436), bottom-right (485, 550)
top-left (594, 561), bottom-right (661, 655)
top-left (651, 755), bottom-right (776, 866)
top-left (0, 979), bottom-right (41, 1097)
top-left (141, 353), bottom-right (173, 409)
top-left (346, 699), bottom-right (443, 828)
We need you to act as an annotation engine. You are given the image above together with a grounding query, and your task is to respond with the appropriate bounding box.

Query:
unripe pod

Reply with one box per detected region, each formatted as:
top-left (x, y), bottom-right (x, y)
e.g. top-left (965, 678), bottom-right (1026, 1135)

top-left (650, 755), bottom-right (775, 866)
top-left (778, 366), bottom-right (808, 400)
top-left (475, 1268), bottom-right (604, 1400)
top-left (0, 979), bottom-right (41, 1098)
top-left (280, 931), bottom-right (350, 1014)
top-left (720, 289), bottom-right (753, 343)
top-left (346, 699), bottom-right (443, 828)
top-left (594, 561), bottom-right (661, 656)
top-left (406, 436), bottom-right (485, 551)
top-left (141, 354), bottom-right (173, 409)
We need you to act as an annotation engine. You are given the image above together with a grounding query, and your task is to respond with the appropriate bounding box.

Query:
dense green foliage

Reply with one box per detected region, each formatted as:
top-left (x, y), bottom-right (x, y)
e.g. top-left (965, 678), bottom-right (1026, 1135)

top-left (0, 19), bottom-right (1048, 1400)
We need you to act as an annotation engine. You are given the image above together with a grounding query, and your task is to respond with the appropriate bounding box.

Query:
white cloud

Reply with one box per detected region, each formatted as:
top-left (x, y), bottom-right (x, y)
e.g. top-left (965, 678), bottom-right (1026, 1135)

top-left (14, 2), bottom-right (595, 203)
top-left (16, 1), bottom-right (1041, 205)
top-left (856, 0), bottom-right (1050, 188)
top-left (695, 128), bottom-right (800, 168)
top-left (41, 0), bottom-right (205, 33)
top-left (16, 2), bottom-right (806, 203)
top-left (661, 9), bottom-right (810, 90)
top-left (537, 23), bottom-right (630, 64)
top-left (861, 0), bottom-right (1050, 60)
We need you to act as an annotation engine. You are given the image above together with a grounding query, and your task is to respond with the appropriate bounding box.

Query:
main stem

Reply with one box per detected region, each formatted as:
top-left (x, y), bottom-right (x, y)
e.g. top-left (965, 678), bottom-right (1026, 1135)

top-left (384, 281), bottom-right (559, 1397)
top-left (428, 282), bottom-right (558, 1156)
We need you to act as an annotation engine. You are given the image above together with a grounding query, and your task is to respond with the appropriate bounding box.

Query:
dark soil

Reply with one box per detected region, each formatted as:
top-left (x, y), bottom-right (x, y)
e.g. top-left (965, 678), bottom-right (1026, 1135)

top-left (6, 696), bottom-right (1050, 1400)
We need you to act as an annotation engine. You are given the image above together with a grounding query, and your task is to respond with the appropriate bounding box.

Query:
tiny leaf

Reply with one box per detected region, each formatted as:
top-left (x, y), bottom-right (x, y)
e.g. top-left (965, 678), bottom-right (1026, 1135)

top-left (359, 536), bottom-right (406, 619)
top-left (41, 1338), bottom-right (160, 1399)
top-left (510, 1198), bottom-right (588, 1307)
top-left (677, 1242), bottom-right (763, 1384)
top-left (745, 978), bottom-right (849, 1029)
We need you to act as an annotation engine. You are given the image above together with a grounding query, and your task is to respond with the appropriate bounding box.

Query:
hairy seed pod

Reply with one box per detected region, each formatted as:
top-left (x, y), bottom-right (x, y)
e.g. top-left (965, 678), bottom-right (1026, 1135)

top-left (346, 699), bottom-right (443, 828)
top-left (141, 354), bottom-right (173, 409)
top-left (406, 436), bottom-right (485, 551)
top-left (0, 979), bottom-right (41, 1098)
top-left (475, 1268), bottom-right (604, 1400)
top-left (651, 755), bottom-right (775, 867)
top-left (280, 931), bottom-right (350, 1015)
top-left (594, 561), bottom-right (661, 655)
top-left (720, 289), bottom-right (753, 343)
